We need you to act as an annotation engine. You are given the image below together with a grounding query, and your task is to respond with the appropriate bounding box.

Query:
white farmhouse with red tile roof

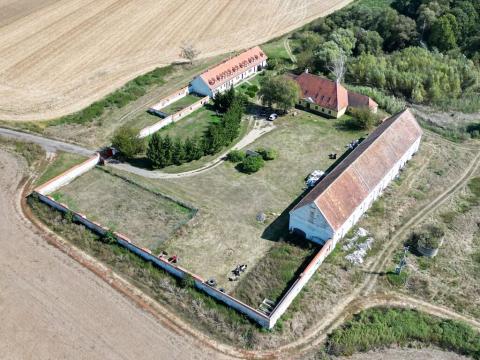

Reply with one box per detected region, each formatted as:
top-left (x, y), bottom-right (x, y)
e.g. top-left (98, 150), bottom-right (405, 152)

top-left (292, 72), bottom-right (378, 118)
top-left (289, 109), bottom-right (422, 245)
top-left (189, 46), bottom-right (267, 97)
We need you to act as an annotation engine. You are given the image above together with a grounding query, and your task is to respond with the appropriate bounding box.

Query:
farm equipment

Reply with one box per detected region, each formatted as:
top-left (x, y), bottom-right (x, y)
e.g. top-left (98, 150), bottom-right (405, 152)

top-left (229, 264), bottom-right (247, 281)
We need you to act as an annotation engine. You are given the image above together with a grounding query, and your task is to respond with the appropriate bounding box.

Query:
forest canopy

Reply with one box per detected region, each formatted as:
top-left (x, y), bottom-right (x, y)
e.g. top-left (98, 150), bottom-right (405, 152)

top-left (291, 0), bottom-right (480, 109)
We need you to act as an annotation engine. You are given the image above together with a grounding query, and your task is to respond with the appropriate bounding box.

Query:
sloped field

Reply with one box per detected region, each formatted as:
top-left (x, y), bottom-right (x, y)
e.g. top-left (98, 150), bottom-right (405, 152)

top-left (0, 0), bottom-right (353, 121)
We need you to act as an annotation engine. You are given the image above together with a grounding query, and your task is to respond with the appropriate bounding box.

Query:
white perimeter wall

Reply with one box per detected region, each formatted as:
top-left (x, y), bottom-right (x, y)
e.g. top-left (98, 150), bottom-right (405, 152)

top-left (139, 96), bottom-right (209, 138)
top-left (149, 86), bottom-right (189, 111)
top-left (34, 154), bottom-right (100, 195)
top-left (268, 239), bottom-right (335, 327)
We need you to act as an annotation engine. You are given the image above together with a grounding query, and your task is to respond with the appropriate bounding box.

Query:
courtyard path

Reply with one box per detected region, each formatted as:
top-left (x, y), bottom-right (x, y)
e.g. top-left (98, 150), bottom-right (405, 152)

top-left (107, 120), bottom-right (276, 179)
top-left (0, 127), bottom-right (94, 156)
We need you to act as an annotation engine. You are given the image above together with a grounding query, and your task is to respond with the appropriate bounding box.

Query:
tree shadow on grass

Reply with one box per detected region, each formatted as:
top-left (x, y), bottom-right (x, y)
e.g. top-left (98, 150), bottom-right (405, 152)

top-left (120, 156), bottom-right (153, 170)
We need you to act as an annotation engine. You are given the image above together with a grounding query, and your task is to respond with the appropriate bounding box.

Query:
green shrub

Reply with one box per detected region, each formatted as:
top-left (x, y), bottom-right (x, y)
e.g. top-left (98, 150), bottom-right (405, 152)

top-left (240, 155), bottom-right (265, 173)
top-left (103, 230), bottom-right (117, 245)
top-left (64, 210), bottom-right (74, 223)
top-left (326, 307), bottom-right (480, 357)
top-left (347, 108), bottom-right (382, 130)
top-left (227, 150), bottom-right (246, 163)
top-left (256, 147), bottom-right (278, 161)
top-left (415, 224), bottom-right (445, 249)
top-left (111, 125), bottom-right (145, 158)
top-left (180, 274), bottom-right (196, 289)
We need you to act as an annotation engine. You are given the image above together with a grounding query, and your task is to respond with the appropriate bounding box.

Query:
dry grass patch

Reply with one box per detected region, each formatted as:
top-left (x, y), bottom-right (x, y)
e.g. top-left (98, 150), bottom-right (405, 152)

top-left (51, 168), bottom-right (194, 249)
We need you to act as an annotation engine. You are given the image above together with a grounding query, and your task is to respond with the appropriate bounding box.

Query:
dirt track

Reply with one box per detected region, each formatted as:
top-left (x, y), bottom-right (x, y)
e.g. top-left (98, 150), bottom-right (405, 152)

top-left (0, 0), bottom-right (353, 121)
top-left (0, 149), bottom-right (226, 360)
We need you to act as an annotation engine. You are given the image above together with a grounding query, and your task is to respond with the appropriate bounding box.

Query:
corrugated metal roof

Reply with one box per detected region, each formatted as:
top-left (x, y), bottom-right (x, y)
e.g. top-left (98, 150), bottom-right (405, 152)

top-left (292, 109), bottom-right (423, 231)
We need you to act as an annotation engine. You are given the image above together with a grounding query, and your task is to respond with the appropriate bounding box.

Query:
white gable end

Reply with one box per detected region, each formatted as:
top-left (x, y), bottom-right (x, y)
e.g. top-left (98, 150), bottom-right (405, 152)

top-left (289, 203), bottom-right (333, 244)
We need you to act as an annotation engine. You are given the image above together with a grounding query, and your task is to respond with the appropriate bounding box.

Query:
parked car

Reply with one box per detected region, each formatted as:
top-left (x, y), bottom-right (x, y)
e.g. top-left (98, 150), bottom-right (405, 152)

top-left (268, 113), bottom-right (278, 121)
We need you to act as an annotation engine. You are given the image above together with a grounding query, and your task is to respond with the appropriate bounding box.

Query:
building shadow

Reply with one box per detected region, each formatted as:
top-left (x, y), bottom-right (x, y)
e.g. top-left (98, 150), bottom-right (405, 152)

top-left (261, 147), bottom-right (352, 247)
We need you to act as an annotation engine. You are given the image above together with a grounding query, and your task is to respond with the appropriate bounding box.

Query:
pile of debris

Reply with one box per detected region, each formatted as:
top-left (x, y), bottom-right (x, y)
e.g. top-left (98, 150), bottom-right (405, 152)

top-left (229, 264), bottom-right (247, 281)
top-left (347, 139), bottom-right (360, 150)
top-left (306, 170), bottom-right (325, 188)
top-left (343, 228), bottom-right (374, 265)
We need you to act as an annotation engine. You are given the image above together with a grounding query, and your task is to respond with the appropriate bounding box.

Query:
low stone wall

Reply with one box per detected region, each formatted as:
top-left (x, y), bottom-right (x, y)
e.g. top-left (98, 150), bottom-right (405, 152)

top-left (268, 239), bottom-right (335, 327)
top-left (34, 153), bottom-right (100, 195)
top-left (149, 86), bottom-right (189, 112)
top-left (139, 96), bottom-right (209, 138)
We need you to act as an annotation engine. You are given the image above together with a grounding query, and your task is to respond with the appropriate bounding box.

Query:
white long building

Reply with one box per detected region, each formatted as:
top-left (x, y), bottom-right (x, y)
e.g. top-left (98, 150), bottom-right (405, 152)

top-left (189, 46), bottom-right (267, 98)
top-left (289, 109), bottom-right (423, 245)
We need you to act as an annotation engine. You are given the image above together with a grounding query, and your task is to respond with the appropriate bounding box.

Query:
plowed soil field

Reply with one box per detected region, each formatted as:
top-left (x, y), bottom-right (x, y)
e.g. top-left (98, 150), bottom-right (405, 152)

top-left (0, 0), bottom-right (352, 121)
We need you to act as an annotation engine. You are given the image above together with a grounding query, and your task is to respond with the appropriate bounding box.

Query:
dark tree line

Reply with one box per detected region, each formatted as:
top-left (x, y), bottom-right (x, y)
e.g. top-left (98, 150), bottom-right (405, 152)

top-left (147, 90), bottom-right (244, 169)
top-left (291, 0), bottom-right (480, 107)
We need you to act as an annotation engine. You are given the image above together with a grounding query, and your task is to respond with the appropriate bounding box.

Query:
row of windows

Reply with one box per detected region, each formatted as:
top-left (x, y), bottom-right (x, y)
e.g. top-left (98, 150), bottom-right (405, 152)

top-left (303, 101), bottom-right (332, 115)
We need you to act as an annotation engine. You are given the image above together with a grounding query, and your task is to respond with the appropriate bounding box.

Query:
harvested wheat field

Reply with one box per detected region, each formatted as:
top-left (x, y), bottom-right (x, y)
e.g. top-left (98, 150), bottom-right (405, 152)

top-left (0, 0), bottom-right (353, 121)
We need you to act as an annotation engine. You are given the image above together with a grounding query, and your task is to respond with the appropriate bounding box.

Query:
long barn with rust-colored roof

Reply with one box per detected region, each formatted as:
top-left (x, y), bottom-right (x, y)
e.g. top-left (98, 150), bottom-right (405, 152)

top-left (189, 46), bottom-right (267, 98)
top-left (289, 109), bottom-right (422, 245)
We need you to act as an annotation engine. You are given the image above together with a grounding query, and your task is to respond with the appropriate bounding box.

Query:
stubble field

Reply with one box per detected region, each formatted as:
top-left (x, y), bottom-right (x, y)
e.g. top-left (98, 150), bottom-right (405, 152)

top-left (0, 0), bottom-right (353, 121)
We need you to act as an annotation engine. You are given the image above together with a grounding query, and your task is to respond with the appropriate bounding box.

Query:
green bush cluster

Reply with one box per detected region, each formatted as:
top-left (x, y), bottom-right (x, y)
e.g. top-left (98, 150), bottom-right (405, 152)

top-left (414, 224), bottom-right (445, 249)
top-left (256, 147), bottom-right (278, 161)
top-left (111, 125), bottom-right (145, 158)
top-left (226, 150), bottom-right (246, 163)
top-left (147, 98), bottom-right (244, 169)
top-left (239, 155), bottom-right (265, 174)
top-left (346, 108), bottom-right (381, 130)
top-left (228, 147), bottom-right (277, 173)
top-left (50, 66), bottom-right (172, 127)
top-left (326, 307), bottom-right (480, 358)
top-left (292, 0), bottom-right (480, 109)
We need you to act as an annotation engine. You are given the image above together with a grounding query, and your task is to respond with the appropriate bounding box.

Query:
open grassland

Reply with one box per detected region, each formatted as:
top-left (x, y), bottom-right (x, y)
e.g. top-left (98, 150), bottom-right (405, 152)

top-left (131, 105), bottom-right (221, 143)
top-left (0, 0), bottom-right (354, 122)
top-left (381, 174), bottom-right (480, 319)
top-left (51, 168), bottom-right (194, 249)
top-left (160, 94), bottom-right (204, 116)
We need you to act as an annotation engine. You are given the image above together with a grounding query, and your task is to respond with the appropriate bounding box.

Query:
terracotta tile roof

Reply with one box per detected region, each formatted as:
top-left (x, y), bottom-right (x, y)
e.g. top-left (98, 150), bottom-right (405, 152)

top-left (292, 109), bottom-right (422, 231)
top-left (347, 91), bottom-right (378, 110)
top-left (199, 46), bottom-right (267, 90)
top-left (294, 72), bottom-right (349, 112)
